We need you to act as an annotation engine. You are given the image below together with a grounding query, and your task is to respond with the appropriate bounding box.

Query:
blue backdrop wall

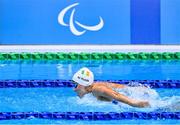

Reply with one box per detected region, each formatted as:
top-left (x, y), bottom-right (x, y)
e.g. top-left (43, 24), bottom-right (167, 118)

top-left (0, 0), bottom-right (180, 44)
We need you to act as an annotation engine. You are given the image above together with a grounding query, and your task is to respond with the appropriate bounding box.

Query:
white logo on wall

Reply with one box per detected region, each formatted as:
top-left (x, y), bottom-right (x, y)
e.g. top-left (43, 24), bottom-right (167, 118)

top-left (58, 3), bottom-right (104, 36)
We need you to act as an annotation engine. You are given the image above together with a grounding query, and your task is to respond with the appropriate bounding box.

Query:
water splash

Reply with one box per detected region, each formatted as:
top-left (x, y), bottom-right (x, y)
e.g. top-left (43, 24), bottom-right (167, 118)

top-left (117, 85), bottom-right (180, 112)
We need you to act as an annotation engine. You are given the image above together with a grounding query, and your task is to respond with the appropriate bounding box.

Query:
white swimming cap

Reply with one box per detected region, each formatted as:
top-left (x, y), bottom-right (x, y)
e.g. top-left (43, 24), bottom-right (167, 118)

top-left (72, 67), bottom-right (94, 86)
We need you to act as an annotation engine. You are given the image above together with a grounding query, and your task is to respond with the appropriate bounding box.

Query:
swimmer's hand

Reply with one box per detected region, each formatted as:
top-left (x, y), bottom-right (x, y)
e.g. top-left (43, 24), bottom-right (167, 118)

top-left (133, 101), bottom-right (150, 108)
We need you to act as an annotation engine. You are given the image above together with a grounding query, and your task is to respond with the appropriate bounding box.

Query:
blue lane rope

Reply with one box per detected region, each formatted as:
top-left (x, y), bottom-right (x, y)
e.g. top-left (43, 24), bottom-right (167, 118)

top-left (0, 80), bottom-right (179, 88)
top-left (0, 112), bottom-right (179, 120)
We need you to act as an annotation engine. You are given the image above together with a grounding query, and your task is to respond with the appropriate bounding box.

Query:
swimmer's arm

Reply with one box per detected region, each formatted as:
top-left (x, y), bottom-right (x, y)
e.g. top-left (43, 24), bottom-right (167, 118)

top-left (100, 87), bottom-right (149, 108)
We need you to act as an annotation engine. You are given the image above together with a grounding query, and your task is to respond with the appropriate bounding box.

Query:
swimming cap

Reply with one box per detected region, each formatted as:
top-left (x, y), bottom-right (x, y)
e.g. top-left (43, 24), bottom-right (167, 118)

top-left (72, 67), bottom-right (94, 86)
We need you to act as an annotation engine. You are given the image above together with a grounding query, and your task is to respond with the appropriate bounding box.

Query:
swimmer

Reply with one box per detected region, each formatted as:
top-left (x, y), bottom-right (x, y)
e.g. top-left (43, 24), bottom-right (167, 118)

top-left (72, 67), bottom-right (150, 108)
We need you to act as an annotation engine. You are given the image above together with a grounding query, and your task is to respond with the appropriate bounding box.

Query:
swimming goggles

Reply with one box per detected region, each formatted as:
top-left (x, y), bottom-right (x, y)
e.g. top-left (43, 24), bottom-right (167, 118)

top-left (72, 81), bottom-right (78, 88)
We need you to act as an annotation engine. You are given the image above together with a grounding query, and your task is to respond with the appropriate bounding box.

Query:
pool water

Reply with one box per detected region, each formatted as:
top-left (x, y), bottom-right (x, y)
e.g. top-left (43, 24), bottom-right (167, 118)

top-left (0, 60), bottom-right (180, 80)
top-left (0, 88), bottom-right (179, 112)
top-left (0, 60), bottom-right (179, 124)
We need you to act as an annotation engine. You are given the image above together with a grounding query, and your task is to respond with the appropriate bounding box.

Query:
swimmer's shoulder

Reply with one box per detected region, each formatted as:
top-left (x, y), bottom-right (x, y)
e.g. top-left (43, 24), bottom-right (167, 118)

top-left (91, 82), bottom-right (109, 93)
top-left (92, 82), bottom-right (107, 89)
top-left (93, 81), bottom-right (126, 89)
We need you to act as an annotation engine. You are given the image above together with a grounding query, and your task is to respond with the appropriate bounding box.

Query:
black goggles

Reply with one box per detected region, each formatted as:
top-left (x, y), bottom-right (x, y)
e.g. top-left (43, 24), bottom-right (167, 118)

top-left (72, 81), bottom-right (78, 88)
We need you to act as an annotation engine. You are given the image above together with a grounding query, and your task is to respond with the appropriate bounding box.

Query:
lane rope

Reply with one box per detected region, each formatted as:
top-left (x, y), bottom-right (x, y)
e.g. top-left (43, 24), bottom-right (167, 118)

top-left (0, 80), bottom-right (179, 88)
top-left (0, 112), bottom-right (179, 120)
top-left (0, 52), bottom-right (180, 60)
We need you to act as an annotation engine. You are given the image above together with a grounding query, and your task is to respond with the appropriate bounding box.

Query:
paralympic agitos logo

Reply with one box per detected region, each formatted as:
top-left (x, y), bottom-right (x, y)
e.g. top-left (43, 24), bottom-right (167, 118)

top-left (58, 3), bottom-right (104, 36)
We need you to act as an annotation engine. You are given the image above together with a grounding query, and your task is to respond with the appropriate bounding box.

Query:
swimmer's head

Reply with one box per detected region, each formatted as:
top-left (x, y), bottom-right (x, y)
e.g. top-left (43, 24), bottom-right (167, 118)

top-left (72, 67), bottom-right (94, 87)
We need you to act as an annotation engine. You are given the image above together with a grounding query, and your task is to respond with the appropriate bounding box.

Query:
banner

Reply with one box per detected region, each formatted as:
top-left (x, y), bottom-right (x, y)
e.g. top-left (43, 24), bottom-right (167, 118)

top-left (0, 0), bottom-right (179, 44)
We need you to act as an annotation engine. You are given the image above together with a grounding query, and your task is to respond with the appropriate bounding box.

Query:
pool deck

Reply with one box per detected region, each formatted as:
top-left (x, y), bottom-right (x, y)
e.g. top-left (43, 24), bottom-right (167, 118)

top-left (0, 45), bottom-right (180, 52)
